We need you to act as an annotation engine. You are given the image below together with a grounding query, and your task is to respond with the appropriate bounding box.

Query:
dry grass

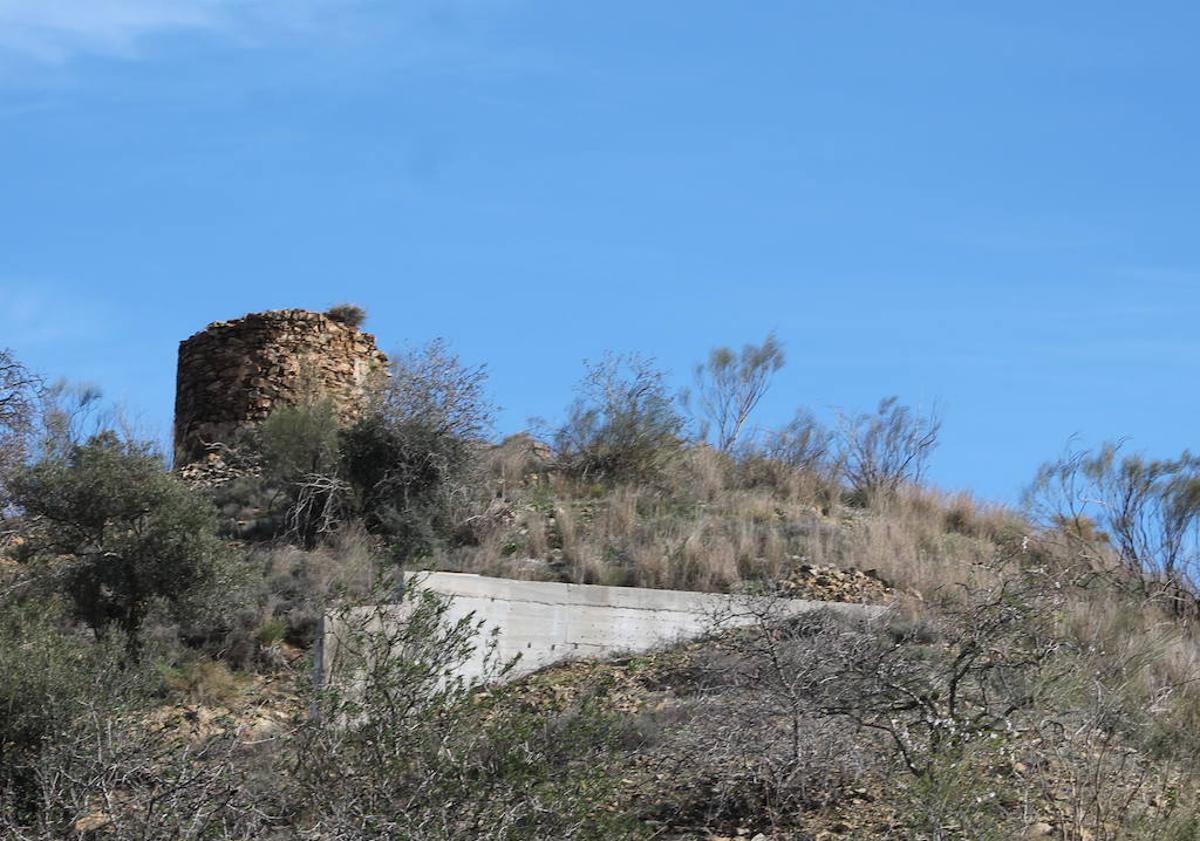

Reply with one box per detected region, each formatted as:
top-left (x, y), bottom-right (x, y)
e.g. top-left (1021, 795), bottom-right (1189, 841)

top-left (163, 659), bottom-right (243, 705)
top-left (442, 435), bottom-right (1200, 807)
top-left (262, 522), bottom-right (377, 598)
top-left (843, 488), bottom-right (1016, 599)
top-left (444, 445), bottom-right (1039, 602)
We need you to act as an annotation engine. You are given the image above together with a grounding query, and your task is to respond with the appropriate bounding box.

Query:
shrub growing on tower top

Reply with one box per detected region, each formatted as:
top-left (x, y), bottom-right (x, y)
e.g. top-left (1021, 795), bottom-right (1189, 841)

top-left (325, 303), bottom-right (368, 328)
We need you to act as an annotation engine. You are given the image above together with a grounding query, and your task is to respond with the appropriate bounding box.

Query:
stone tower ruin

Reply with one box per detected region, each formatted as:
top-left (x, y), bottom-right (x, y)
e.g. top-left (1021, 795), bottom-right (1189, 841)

top-left (173, 309), bottom-right (388, 466)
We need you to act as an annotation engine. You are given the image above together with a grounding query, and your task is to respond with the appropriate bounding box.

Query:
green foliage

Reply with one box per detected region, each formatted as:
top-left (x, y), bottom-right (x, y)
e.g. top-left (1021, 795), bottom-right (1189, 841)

top-left (297, 578), bottom-right (640, 839)
top-left (0, 614), bottom-right (267, 838)
top-left (341, 339), bottom-right (493, 559)
top-left (0, 602), bottom-right (149, 824)
top-left (340, 415), bottom-right (464, 558)
top-left (258, 398), bottom-right (350, 547)
top-left (555, 353), bottom-right (685, 484)
top-left (254, 616), bottom-right (288, 646)
top-left (8, 432), bottom-right (230, 656)
top-left (219, 338), bottom-right (493, 556)
top-left (160, 657), bottom-right (242, 705)
top-left (259, 397), bottom-right (341, 483)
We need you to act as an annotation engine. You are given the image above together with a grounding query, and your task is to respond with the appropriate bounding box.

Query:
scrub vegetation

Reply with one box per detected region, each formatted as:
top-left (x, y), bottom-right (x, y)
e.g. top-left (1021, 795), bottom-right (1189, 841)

top-left (4, 337), bottom-right (1200, 839)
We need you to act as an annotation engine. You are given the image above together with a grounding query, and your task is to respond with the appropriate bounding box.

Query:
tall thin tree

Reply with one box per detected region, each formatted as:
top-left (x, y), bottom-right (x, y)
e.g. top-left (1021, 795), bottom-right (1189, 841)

top-left (688, 333), bottom-right (785, 453)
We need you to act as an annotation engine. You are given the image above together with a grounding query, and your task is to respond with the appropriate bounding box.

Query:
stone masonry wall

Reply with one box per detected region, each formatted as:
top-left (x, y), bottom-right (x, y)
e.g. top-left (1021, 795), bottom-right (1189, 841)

top-left (174, 309), bottom-right (388, 466)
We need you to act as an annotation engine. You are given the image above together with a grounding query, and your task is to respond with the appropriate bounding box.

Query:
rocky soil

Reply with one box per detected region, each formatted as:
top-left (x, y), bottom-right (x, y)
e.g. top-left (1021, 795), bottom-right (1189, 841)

top-left (776, 563), bottom-right (892, 604)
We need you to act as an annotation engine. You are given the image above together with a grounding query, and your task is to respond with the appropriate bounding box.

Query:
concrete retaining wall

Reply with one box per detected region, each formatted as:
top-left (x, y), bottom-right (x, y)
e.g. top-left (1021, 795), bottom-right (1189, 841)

top-left (318, 572), bottom-right (887, 686)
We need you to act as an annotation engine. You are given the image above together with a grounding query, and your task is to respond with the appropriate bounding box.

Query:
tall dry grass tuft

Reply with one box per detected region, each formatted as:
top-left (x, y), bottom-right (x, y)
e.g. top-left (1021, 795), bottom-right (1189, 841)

top-left (667, 445), bottom-right (731, 502)
top-left (1060, 591), bottom-right (1200, 725)
top-left (603, 487), bottom-right (640, 539)
top-left (555, 504), bottom-right (580, 563)
top-left (449, 440), bottom-right (1051, 601)
top-left (522, 509), bottom-right (549, 559)
top-left (841, 486), bottom-right (1024, 599)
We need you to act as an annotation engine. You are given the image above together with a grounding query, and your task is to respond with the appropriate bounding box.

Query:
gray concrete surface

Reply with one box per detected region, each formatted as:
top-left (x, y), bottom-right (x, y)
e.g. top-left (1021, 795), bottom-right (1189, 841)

top-left (318, 571), bottom-right (888, 687)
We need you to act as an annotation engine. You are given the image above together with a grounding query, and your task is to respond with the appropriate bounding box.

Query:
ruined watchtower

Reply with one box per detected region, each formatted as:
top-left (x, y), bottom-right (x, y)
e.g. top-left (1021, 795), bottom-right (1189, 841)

top-left (173, 309), bottom-right (388, 466)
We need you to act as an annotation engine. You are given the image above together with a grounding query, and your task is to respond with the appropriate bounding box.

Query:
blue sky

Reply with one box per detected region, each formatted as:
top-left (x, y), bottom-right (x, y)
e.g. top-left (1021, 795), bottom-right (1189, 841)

top-left (0, 1), bottom-right (1197, 503)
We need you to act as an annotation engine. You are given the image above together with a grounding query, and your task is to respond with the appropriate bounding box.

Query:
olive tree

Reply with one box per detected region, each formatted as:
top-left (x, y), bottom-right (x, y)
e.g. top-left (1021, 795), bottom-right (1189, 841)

top-left (8, 432), bottom-right (229, 657)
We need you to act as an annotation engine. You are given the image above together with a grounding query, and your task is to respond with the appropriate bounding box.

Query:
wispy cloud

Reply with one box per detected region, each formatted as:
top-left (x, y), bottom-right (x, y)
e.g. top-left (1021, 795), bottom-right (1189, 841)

top-left (0, 0), bottom-right (223, 61)
top-left (0, 0), bottom-right (429, 63)
top-left (0, 0), bottom-right (534, 81)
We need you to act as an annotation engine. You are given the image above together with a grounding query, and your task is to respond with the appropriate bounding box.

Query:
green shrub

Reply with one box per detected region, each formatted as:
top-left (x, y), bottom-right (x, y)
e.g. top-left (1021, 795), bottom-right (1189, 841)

top-left (554, 353), bottom-right (685, 485)
top-left (161, 658), bottom-right (242, 705)
top-left (254, 617), bottom-right (288, 647)
top-left (0, 602), bottom-right (150, 824)
top-left (259, 398), bottom-right (349, 547)
top-left (341, 339), bottom-right (493, 559)
top-left (259, 398), bottom-right (342, 483)
top-left (7, 431), bottom-right (231, 658)
top-left (295, 578), bottom-right (640, 839)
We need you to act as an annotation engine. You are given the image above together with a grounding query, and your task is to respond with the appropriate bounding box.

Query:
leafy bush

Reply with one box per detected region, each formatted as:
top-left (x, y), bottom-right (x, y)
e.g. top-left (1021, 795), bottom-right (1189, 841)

top-left (341, 339), bottom-right (493, 559)
top-left (8, 432), bottom-right (231, 658)
top-left (0, 636), bottom-right (270, 839)
top-left (259, 398), bottom-right (349, 547)
top-left (252, 525), bottom-right (378, 648)
top-left (259, 397), bottom-right (342, 482)
top-left (0, 603), bottom-right (151, 825)
top-left (555, 353), bottom-right (685, 484)
top-left (297, 577), bottom-right (638, 839)
top-left (210, 340), bottom-right (494, 558)
top-left (161, 657), bottom-right (242, 705)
